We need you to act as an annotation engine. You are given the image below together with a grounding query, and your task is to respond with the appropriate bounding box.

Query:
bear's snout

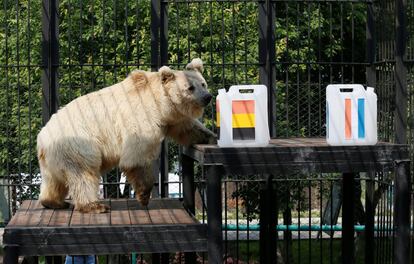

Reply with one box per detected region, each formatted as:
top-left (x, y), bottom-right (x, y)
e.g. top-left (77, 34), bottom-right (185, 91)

top-left (201, 93), bottom-right (212, 106)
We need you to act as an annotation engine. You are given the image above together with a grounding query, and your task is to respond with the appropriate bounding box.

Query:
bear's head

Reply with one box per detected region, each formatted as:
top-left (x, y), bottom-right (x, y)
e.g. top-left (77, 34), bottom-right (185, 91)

top-left (159, 58), bottom-right (212, 119)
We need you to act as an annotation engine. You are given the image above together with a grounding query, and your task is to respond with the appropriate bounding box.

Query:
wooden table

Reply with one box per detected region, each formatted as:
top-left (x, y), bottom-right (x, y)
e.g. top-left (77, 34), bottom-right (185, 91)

top-left (3, 199), bottom-right (207, 263)
top-left (182, 138), bottom-right (411, 264)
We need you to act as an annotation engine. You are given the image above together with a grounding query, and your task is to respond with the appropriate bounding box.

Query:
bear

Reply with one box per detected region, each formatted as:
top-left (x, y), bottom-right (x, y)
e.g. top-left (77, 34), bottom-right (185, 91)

top-left (37, 58), bottom-right (216, 213)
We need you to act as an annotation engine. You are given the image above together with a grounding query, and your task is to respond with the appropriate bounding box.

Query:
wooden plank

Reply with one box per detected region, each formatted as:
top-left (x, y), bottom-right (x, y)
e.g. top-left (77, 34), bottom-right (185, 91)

top-left (110, 199), bottom-right (130, 225)
top-left (38, 207), bottom-right (55, 226)
top-left (7, 200), bottom-right (34, 226)
top-left (17, 240), bottom-right (208, 256)
top-left (148, 209), bottom-right (174, 224)
top-left (26, 201), bottom-right (44, 226)
top-left (147, 199), bottom-right (174, 224)
top-left (4, 225), bottom-right (208, 245)
top-left (129, 210), bottom-right (152, 225)
top-left (9, 201), bottom-right (44, 226)
top-left (128, 200), bottom-right (151, 225)
top-left (168, 209), bottom-right (195, 224)
top-left (156, 199), bottom-right (195, 224)
top-left (70, 210), bottom-right (91, 226)
top-left (8, 213), bottom-right (36, 226)
top-left (90, 212), bottom-right (110, 225)
top-left (89, 201), bottom-right (110, 225)
top-left (110, 199), bottom-right (129, 210)
top-left (127, 199), bottom-right (146, 210)
top-left (48, 205), bottom-right (73, 227)
top-left (20, 200), bottom-right (32, 211)
top-left (194, 138), bottom-right (404, 150)
top-left (214, 162), bottom-right (393, 175)
top-left (34, 200), bottom-right (55, 227)
top-left (28, 200), bottom-right (43, 210)
top-left (111, 209), bottom-right (131, 225)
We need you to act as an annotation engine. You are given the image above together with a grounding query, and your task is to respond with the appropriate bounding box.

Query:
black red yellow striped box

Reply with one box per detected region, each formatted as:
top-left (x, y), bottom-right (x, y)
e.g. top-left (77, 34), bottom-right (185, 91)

top-left (217, 100), bottom-right (256, 140)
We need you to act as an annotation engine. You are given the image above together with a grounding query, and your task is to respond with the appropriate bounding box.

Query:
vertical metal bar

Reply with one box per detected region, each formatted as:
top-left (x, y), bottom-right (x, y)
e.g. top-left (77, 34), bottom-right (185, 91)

top-left (160, 0), bottom-right (168, 66)
top-left (342, 173), bottom-right (355, 264)
top-left (224, 179), bottom-right (228, 259)
top-left (182, 153), bottom-right (196, 264)
top-left (182, 153), bottom-right (195, 214)
top-left (150, 2), bottom-right (168, 263)
top-left (365, 173), bottom-right (375, 264)
top-left (159, 142), bottom-right (168, 198)
top-left (258, 0), bottom-right (276, 137)
top-left (46, 256), bottom-right (62, 264)
top-left (159, 0), bottom-right (169, 200)
top-left (386, 184), bottom-right (393, 262)
top-left (41, 0), bottom-right (59, 125)
top-left (395, 0), bottom-right (407, 144)
top-left (3, 245), bottom-right (19, 264)
top-left (394, 160), bottom-right (411, 264)
top-left (151, 0), bottom-right (160, 71)
top-left (22, 256), bottom-right (39, 264)
top-left (206, 165), bottom-right (224, 264)
top-left (259, 175), bottom-right (276, 264)
top-left (259, 180), bottom-right (269, 264)
top-left (308, 180), bottom-right (311, 264)
top-left (366, 2), bottom-right (376, 88)
top-left (27, 0), bottom-right (33, 182)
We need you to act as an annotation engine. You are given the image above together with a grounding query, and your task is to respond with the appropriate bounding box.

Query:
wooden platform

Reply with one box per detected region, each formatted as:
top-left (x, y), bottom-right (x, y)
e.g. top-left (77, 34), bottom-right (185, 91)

top-left (3, 199), bottom-right (207, 256)
top-left (182, 138), bottom-right (411, 264)
top-left (184, 137), bottom-right (410, 174)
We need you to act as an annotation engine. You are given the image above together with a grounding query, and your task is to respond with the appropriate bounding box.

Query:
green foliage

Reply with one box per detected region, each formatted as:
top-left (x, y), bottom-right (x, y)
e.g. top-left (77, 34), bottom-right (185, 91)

top-left (0, 0), bottom-right (42, 177)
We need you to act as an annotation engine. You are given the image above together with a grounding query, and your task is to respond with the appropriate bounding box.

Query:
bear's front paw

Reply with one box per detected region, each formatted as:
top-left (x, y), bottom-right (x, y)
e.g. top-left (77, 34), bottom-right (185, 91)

top-left (207, 134), bottom-right (218, 145)
top-left (77, 202), bottom-right (110, 213)
top-left (137, 192), bottom-right (151, 207)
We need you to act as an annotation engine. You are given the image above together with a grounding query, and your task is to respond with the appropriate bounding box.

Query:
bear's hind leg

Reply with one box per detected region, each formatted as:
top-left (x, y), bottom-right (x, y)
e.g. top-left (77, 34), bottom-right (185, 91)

top-left (67, 170), bottom-right (109, 213)
top-left (123, 164), bottom-right (154, 206)
top-left (39, 165), bottom-right (69, 209)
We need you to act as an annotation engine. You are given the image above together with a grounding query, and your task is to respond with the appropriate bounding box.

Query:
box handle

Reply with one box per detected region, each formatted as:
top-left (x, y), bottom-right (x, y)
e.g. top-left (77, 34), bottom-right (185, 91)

top-left (229, 86), bottom-right (255, 94)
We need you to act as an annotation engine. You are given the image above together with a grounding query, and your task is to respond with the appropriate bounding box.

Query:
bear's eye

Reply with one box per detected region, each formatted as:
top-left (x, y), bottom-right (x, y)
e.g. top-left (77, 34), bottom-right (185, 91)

top-left (201, 83), bottom-right (206, 88)
top-left (188, 85), bottom-right (195, 91)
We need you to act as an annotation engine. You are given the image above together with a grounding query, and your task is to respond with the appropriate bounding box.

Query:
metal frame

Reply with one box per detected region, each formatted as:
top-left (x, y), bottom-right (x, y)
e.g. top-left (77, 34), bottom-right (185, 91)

top-left (182, 138), bottom-right (411, 264)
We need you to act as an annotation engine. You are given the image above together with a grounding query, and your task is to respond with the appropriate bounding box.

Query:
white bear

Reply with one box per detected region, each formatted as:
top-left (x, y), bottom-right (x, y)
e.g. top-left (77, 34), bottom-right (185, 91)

top-left (37, 59), bottom-right (215, 213)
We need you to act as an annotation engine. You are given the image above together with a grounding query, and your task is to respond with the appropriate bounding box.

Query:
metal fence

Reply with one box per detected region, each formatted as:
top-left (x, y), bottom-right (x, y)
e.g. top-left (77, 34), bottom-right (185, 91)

top-left (0, 0), bottom-right (412, 263)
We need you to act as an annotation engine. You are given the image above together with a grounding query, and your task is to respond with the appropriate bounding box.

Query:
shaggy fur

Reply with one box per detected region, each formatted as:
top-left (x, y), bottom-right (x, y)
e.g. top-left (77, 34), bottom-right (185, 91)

top-left (37, 59), bottom-right (216, 213)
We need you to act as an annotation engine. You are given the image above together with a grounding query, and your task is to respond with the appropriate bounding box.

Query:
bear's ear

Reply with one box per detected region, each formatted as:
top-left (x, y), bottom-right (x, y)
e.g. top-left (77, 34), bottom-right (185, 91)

top-left (185, 58), bottom-right (204, 73)
top-left (130, 71), bottom-right (148, 87)
top-left (159, 66), bottom-right (175, 83)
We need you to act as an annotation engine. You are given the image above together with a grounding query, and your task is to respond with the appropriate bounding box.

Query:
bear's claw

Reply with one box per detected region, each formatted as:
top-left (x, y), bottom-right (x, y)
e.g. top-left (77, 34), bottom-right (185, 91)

top-left (78, 202), bottom-right (110, 213)
top-left (137, 192), bottom-right (151, 207)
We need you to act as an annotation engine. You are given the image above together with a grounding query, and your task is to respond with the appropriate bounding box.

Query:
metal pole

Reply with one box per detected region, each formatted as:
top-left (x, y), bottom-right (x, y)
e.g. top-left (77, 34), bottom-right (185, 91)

top-left (206, 165), bottom-right (224, 264)
top-left (150, 1), bottom-right (168, 263)
top-left (258, 0), bottom-right (276, 138)
top-left (159, 0), bottom-right (169, 198)
top-left (3, 245), bottom-right (19, 264)
top-left (394, 160), bottom-right (411, 264)
top-left (366, 2), bottom-right (376, 88)
top-left (151, 0), bottom-right (160, 72)
top-left (41, 0), bottom-right (59, 124)
top-left (259, 175), bottom-right (277, 264)
top-left (365, 173), bottom-right (375, 264)
top-left (395, 0), bottom-right (407, 144)
top-left (342, 173), bottom-right (355, 264)
top-left (182, 153), bottom-right (195, 214)
top-left (182, 153), bottom-right (196, 263)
